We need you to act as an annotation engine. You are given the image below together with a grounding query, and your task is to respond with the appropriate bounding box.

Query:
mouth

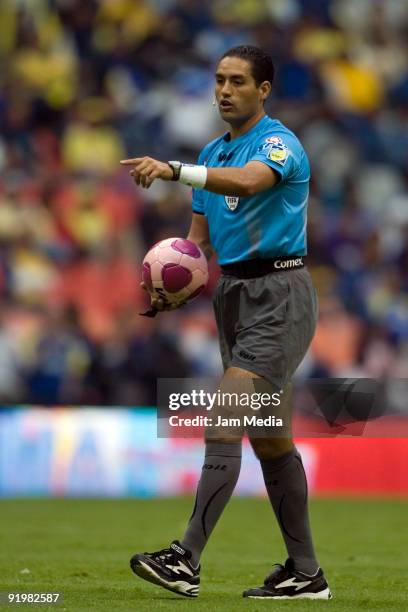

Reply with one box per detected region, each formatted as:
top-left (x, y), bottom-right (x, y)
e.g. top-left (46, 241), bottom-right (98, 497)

top-left (219, 99), bottom-right (234, 111)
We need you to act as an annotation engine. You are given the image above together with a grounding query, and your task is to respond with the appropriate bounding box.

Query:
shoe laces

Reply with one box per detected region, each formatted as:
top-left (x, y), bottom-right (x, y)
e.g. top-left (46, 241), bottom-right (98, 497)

top-left (148, 547), bottom-right (178, 563)
top-left (264, 558), bottom-right (307, 585)
top-left (264, 562), bottom-right (287, 585)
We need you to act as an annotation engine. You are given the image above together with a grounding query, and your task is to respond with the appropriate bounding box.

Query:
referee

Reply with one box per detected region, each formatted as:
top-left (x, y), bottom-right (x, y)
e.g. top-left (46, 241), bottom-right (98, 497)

top-left (121, 45), bottom-right (331, 601)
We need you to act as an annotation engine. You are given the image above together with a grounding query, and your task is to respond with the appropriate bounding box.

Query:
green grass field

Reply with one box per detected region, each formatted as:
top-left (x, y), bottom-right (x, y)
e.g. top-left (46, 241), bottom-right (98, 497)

top-left (0, 497), bottom-right (407, 611)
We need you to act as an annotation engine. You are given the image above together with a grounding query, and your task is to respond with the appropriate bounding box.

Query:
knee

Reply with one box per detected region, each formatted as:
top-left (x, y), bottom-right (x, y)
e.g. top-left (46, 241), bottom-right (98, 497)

top-left (249, 437), bottom-right (294, 461)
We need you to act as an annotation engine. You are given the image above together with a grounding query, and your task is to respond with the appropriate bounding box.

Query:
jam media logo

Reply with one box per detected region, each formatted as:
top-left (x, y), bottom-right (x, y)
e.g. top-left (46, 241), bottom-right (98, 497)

top-left (225, 195), bottom-right (239, 211)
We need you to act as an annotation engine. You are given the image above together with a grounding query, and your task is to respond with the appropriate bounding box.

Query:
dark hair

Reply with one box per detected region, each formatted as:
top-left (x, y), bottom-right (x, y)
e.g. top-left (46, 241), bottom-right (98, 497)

top-left (220, 45), bottom-right (275, 87)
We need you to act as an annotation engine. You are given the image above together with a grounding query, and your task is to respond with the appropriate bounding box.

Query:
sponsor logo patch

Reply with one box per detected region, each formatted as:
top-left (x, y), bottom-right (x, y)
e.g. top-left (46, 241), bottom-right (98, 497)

top-left (265, 136), bottom-right (283, 144)
top-left (257, 136), bottom-right (288, 157)
top-left (267, 140), bottom-right (289, 165)
top-left (225, 195), bottom-right (239, 211)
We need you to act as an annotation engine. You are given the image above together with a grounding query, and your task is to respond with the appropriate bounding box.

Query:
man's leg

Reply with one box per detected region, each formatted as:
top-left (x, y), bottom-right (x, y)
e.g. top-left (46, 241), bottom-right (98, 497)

top-left (249, 435), bottom-right (319, 575)
top-left (243, 429), bottom-right (331, 599)
top-left (180, 366), bottom-right (254, 566)
top-left (180, 439), bottom-right (241, 567)
top-left (130, 366), bottom-right (248, 597)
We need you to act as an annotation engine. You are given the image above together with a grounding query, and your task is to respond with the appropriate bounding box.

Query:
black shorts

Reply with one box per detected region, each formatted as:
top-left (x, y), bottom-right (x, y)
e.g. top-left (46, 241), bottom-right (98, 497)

top-left (213, 267), bottom-right (318, 390)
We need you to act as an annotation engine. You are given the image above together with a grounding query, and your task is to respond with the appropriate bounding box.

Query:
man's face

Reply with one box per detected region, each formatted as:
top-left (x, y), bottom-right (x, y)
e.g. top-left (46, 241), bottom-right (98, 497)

top-left (215, 56), bottom-right (266, 125)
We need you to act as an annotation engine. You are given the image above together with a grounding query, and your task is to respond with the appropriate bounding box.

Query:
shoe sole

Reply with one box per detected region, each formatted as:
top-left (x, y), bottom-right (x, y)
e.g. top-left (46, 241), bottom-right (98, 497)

top-left (245, 587), bottom-right (332, 600)
top-left (130, 558), bottom-right (199, 598)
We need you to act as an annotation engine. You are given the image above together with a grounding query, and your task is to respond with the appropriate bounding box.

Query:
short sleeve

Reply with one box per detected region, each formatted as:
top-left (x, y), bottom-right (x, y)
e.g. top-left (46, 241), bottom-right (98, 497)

top-left (192, 187), bottom-right (205, 214)
top-left (250, 134), bottom-right (299, 182)
top-left (191, 147), bottom-right (207, 215)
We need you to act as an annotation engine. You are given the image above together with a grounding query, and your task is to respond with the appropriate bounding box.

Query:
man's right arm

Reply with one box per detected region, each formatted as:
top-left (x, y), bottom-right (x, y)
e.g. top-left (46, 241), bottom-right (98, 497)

top-left (186, 213), bottom-right (213, 262)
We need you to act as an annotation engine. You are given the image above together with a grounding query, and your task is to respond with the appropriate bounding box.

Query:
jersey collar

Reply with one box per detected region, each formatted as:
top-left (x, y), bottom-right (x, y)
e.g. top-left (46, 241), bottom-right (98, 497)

top-left (222, 115), bottom-right (272, 145)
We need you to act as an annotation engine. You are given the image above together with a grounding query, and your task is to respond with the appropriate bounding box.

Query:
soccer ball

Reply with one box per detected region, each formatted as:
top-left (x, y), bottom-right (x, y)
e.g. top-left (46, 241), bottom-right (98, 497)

top-left (142, 237), bottom-right (209, 306)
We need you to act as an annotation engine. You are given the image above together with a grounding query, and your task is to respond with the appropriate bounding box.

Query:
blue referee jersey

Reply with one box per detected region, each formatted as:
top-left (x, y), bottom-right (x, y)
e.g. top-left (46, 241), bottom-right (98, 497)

top-left (191, 115), bottom-right (310, 265)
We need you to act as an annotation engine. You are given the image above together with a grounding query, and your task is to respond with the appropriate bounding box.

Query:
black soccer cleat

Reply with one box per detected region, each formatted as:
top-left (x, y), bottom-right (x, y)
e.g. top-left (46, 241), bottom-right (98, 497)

top-left (130, 540), bottom-right (200, 598)
top-left (243, 558), bottom-right (332, 600)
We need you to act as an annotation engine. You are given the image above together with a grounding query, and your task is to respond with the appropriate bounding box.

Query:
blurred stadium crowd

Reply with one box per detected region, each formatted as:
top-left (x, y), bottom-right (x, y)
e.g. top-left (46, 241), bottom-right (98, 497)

top-left (0, 0), bottom-right (408, 406)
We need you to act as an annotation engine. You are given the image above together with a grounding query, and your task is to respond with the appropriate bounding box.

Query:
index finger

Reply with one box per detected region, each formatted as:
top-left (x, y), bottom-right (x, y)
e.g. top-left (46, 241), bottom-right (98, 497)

top-left (120, 158), bottom-right (143, 165)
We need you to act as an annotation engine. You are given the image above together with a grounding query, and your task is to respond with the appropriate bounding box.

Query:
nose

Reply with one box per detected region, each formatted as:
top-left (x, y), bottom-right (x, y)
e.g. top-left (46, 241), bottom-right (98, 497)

top-left (220, 81), bottom-right (232, 97)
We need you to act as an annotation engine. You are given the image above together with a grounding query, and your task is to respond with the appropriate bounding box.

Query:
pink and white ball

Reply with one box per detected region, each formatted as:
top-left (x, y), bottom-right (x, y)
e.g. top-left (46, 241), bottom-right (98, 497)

top-left (142, 238), bottom-right (209, 306)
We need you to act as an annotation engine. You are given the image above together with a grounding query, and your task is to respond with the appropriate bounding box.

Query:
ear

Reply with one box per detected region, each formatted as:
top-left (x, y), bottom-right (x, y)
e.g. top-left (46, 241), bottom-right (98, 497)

top-left (259, 80), bottom-right (271, 101)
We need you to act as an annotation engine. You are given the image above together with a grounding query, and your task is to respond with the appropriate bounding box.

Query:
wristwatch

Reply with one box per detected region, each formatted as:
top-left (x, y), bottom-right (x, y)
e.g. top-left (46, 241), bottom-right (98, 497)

top-left (167, 160), bottom-right (182, 181)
